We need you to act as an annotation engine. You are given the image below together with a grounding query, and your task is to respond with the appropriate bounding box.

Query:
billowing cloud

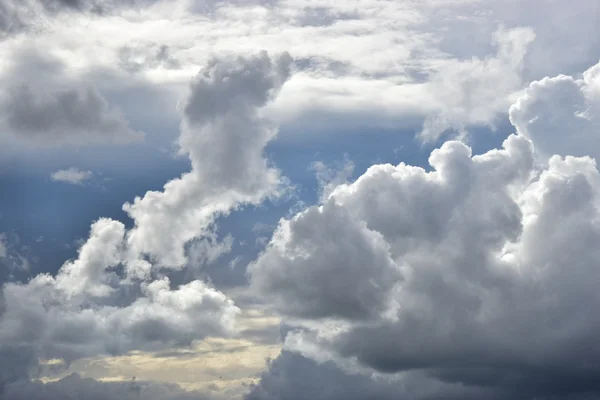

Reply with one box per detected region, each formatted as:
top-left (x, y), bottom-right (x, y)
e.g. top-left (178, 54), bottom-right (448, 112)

top-left (50, 168), bottom-right (93, 185)
top-left (249, 61), bottom-right (600, 398)
top-left (0, 51), bottom-right (291, 396)
top-left (0, 219), bottom-right (239, 370)
top-left (124, 51), bottom-right (293, 268)
top-left (509, 60), bottom-right (600, 162)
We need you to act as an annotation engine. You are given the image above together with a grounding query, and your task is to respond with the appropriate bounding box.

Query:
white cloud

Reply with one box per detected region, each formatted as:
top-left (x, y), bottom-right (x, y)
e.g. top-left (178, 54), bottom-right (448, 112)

top-left (509, 60), bottom-right (600, 163)
top-left (3, 0), bottom-right (595, 146)
top-left (419, 26), bottom-right (535, 142)
top-left (50, 168), bottom-right (93, 185)
top-left (249, 61), bottom-right (600, 398)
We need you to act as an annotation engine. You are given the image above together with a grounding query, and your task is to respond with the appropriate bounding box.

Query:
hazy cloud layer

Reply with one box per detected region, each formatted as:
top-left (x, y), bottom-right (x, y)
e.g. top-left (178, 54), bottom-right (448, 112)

top-left (1, 0), bottom-right (597, 145)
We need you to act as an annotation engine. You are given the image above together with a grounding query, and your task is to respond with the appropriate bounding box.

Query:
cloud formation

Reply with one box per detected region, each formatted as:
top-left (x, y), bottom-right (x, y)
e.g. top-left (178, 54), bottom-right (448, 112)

top-left (509, 60), bottom-right (600, 162)
top-left (0, 46), bottom-right (143, 147)
top-left (2, 84), bottom-right (143, 146)
top-left (249, 61), bottom-right (600, 399)
top-left (124, 51), bottom-right (292, 268)
top-left (0, 51), bottom-right (291, 398)
top-left (50, 168), bottom-right (93, 185)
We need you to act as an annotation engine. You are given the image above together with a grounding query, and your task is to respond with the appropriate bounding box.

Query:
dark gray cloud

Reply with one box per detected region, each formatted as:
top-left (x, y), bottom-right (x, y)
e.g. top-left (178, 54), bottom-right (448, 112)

top-left (245, 351), bottom-right (507, 400)
top-left (3, 84), bottom-right (143, 146)
top-left (0, 46), bottom-right (144, 147)
top-left (3, 373), bottom-right (218, 400)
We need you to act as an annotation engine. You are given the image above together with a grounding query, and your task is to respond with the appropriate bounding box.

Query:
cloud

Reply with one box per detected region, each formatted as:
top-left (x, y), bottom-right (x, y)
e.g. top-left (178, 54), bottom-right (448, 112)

top-left (246, 351), bottom-right (504, 400)
top-left (248, 61), bottom-right (600, 398)
top-left (2, 84), bottom-right (143, 146)
top-left (0, 51), bottom-right (291, 396)
top-left (50, 168), bottom-right (93, 185)
top-left (3, 373), bottom-right (219, 400)
top-left (0, 219), bottom-right (240, 363)
top-left (123, 51), bottom-right (293, 268)
top-left (419, 27), bottom-right (535, 142)
top-left (0, 0), bottom-right (155, 37)
top-left (0, 46), bottom-right (144, 147)
top-left (509, 60), bottom-right (600, 162)
top-left (311, 155), bottom-right (354, 203)
top-left (0, 233), bottom-right (30, 282)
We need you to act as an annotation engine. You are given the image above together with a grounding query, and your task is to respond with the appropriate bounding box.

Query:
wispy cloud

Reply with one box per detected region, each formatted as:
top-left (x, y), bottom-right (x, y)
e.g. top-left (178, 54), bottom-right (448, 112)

top-left (50, 168), bottom-right (93, 185)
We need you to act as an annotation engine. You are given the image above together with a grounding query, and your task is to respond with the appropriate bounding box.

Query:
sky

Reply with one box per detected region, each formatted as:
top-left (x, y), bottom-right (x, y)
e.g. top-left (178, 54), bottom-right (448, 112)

top-left (0, 0), bottom-right (600, 399)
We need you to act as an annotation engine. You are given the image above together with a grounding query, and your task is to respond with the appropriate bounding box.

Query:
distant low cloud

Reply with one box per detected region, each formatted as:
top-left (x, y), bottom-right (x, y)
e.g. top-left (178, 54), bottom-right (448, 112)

top-left (50, 168), bottom-right (93, 185)
top-left (3, 373), bottom-right (221, 400)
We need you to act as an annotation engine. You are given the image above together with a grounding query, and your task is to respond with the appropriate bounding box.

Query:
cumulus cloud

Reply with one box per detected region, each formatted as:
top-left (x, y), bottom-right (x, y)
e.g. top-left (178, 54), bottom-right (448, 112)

top-left (0, 51), bottom-right (291, 396)
top-left (124, 51), bottom-right (292, 268)
top-left (509, 60), bottom-right (600, 162)
top-left (249, 61), bottom-right (600, 398)
top-left (50, 168), bottom-right (93, 185)
top-left (0, 219), bottom-right (239, 365)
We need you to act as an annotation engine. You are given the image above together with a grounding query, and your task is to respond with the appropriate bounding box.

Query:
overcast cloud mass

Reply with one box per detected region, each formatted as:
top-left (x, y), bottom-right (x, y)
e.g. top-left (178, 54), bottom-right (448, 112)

top-left (1, 0), bottom-right (600, 399)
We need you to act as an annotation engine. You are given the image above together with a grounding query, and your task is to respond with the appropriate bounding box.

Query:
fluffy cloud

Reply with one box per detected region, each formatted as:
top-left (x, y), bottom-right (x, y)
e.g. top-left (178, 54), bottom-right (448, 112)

top-left (0, 219), bottom-right (239, 368)
top-left (50, 168), bottom-right (93, 185)
top-left (509, 61), bottom-right (600, 162)
top-left (0, 51), bottom-right (290, 396)
top-left (249, 61), bottom-right (600, 398)
top-left (124, 51), bottom-right (292, 268)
